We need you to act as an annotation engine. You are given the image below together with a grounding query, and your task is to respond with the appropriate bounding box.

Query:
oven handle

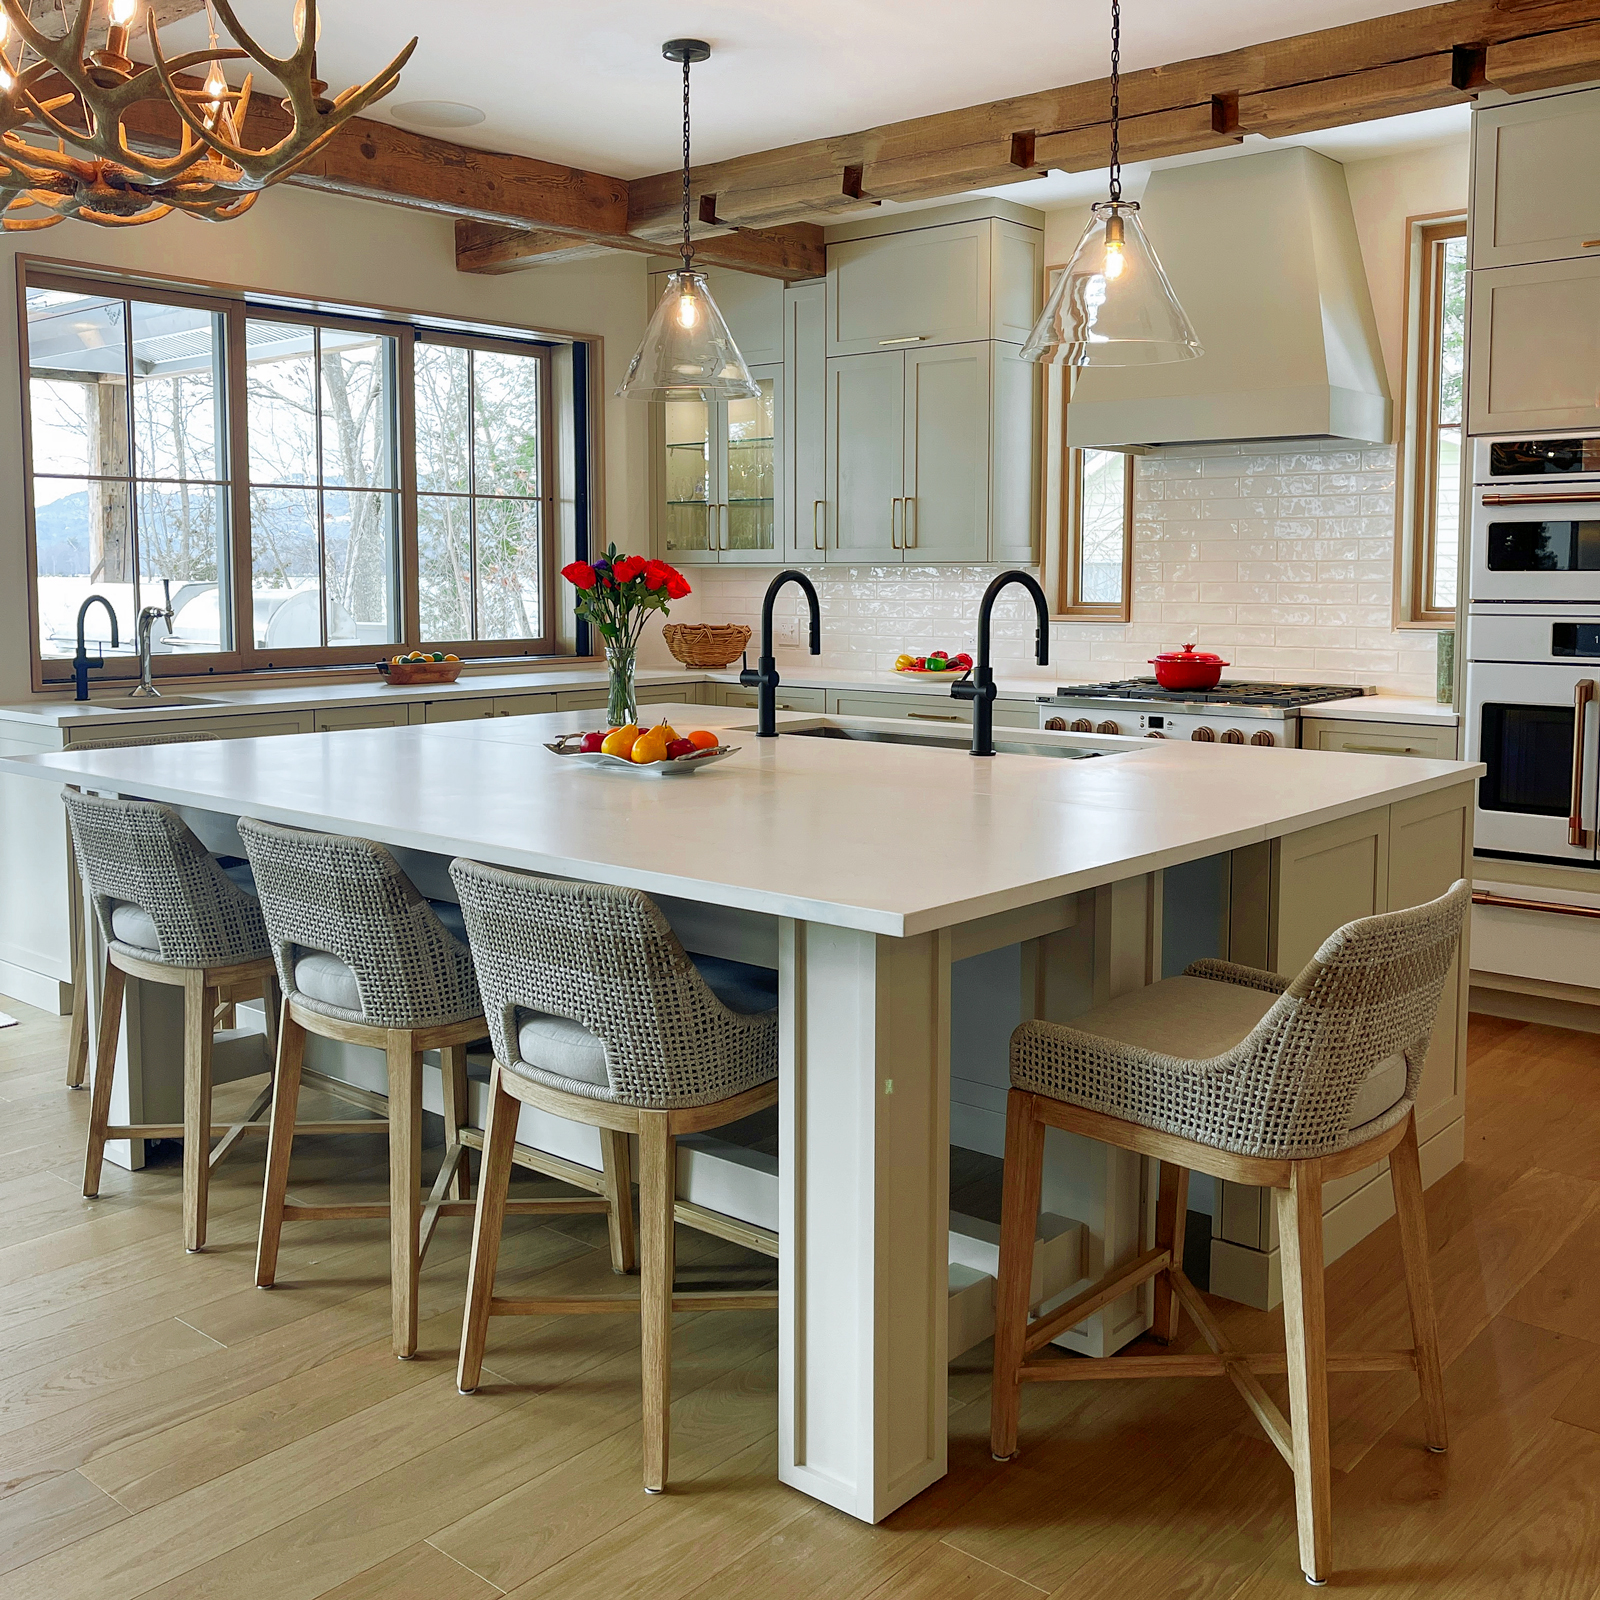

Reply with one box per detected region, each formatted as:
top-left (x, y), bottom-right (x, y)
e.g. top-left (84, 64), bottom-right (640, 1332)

top-left (1572, 679), bottom-right (1596, 849)
top-left (1473, 889), bottom-right (1600, 921)
top-left (1481, 490), bottom-right (1600, 506)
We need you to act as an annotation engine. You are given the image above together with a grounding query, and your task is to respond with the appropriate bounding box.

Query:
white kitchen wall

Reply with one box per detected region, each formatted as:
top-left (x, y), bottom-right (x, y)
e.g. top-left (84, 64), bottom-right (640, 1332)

top-left (657, 439), bottom-right (1436, 695)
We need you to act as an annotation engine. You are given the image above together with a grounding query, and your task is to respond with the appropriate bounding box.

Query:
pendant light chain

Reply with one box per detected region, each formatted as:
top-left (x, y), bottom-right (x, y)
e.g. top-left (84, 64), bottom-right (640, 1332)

top-left (680, 51), bottom-right (694, 271)
top-left (1108, 0), bottom-right (1121, 204)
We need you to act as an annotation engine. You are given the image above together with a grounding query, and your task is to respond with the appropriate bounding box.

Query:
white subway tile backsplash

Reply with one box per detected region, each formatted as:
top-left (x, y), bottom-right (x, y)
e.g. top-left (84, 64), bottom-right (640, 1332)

top-left (657, 442), bottom-right (1437, 694)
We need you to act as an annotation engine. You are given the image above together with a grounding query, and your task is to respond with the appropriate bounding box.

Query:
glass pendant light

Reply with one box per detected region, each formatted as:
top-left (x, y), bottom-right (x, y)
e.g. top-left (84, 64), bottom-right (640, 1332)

top-left (616, 39), bottom-right (759, 402)
top-left (1021, 0), bottom-right (1201, 367)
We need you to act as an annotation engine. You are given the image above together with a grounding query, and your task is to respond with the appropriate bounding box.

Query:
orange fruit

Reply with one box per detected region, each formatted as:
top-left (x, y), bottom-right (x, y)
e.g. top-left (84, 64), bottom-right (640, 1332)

top-left (600, 724), bottom-right (640, 758)
top-left (631, 725), bottom-right (671, 764)
top-left (687, 729), bottom-right (720, 751)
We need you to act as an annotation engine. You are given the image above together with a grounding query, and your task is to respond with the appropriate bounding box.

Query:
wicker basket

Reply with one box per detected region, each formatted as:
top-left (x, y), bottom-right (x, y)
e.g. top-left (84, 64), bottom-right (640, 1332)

top-left (661, 623), bottom-right (752, 670)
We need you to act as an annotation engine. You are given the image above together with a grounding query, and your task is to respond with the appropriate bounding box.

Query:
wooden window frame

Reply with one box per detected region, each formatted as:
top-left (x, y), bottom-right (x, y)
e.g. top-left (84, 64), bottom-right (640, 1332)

top-left (21, 263), bottom-right (564, 691)
top-left (1056, 443), bottom-right (1134, 621)
top-left (1394, 215), bottom-right (1466, 629)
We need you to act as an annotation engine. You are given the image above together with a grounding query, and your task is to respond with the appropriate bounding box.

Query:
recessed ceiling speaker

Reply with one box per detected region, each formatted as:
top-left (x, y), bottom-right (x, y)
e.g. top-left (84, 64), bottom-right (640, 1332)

top-left (389, 101), bottom-right (486, 129)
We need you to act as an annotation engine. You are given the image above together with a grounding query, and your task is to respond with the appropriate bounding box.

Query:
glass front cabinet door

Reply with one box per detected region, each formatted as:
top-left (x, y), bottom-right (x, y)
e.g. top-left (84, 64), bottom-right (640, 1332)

top-left (655, 362), bottom-right (782, 564)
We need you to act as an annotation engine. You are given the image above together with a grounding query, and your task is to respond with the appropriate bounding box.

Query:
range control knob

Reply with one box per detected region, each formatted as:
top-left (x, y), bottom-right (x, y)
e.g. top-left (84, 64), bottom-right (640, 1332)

top-left (1071, 717), bottom-right (1094, 733)
top-left (1044, 716), bottom-right (1067, 731)
top-left (1220, 728), bottom-right (1245, 745)
top-left (1250, 730), bottom-right (1277, 747)
top-left (1145, 730), bottom-right (1167, 739)
top-left (1096, 720), bottom-right (1120, 735)
top-left (1191, 726), bottom-right (1216, 742)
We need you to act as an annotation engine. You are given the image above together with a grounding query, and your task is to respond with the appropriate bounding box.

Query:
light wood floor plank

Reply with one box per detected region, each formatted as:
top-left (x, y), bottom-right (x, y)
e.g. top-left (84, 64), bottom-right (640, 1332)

top-left (0, 1467), bottom-right (128, 1577)
top-left (317, 1541), bottom-right (501, 1599)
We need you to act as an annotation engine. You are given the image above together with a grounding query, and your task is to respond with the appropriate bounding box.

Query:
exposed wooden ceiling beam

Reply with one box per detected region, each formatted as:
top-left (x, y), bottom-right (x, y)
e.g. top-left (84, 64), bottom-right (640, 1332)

top-left (453, 218), bottom-right (826, 280)
top-left (627, 1), bottom-right (1600, 236)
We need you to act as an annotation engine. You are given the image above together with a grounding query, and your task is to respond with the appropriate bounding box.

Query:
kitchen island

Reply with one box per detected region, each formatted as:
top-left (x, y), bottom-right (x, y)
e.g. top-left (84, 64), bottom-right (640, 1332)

top-left (3, 706), bottom-right (1480, 1524)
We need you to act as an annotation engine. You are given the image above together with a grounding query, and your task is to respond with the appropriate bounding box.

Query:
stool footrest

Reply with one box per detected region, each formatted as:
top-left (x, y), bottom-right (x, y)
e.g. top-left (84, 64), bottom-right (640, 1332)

top-left (488, 1289), bottom-right (779, 1317)
top-left (1017, 1350), bottom-right (1417, 1380)
top-left (281, 1203), bottom-right (390, 1220)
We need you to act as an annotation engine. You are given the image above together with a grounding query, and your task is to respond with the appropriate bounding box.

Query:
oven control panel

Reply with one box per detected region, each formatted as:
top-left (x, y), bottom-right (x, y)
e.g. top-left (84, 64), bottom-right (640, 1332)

top-left (1042, 708), bottom-right (1282, 745)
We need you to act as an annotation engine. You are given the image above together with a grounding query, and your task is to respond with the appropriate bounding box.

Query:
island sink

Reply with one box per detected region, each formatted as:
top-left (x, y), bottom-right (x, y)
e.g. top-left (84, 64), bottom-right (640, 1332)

top-left (785, 720), bottom-right (1110, 760)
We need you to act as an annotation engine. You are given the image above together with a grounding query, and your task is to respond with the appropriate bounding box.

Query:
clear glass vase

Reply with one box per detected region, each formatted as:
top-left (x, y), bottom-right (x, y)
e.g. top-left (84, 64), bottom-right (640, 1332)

top-left (606, 639), bottom-right (638, 728)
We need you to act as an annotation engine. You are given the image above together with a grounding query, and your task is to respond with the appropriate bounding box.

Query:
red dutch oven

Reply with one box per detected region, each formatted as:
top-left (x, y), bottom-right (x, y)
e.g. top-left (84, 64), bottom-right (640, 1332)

top-left (1149, 644), bottom-right (1229, 690)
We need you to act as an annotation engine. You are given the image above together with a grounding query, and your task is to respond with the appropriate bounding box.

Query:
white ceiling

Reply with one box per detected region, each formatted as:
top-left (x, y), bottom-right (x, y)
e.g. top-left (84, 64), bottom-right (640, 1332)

top-left (174, 0), bottom-right (1454, 183)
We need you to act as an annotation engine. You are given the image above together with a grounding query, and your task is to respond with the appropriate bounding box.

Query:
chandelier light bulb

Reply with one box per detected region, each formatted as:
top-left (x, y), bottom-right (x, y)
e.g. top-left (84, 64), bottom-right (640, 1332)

top-left (0, 64), bottom-right (12, 92)
top-left (293, 0), bottom-right (323, 47)
top-left (0, 15), bottom-right (10, 46)
top-left (109, 0), bottom-right (137, 26)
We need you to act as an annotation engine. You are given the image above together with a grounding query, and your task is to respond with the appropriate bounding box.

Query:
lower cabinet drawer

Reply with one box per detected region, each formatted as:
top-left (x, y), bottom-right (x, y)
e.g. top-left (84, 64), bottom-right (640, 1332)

top-left (1309, 719), bottom-right (1459, 759)
top-left (557, 685), bottom-right (704, 713)
top-left (830, 689), bottom-right (970, 725)
top-left (712, 684), bottom-right (827, 712)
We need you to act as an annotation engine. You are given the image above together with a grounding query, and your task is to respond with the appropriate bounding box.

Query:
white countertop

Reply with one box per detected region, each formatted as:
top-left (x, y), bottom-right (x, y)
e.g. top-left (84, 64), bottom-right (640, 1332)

top-left (1299, 695), bottom-right (1458, 726)
top-left (7, 703), bottom-right (1482, 938)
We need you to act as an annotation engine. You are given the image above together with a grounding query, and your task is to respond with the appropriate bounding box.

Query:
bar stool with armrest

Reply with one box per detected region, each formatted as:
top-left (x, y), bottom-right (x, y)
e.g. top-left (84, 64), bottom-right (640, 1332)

top-left (989, 880), bottom-right (1470, 1587)
top-left (449, 858), bottom-right (780, 1495)
top-left (64, 787), bottom-right (280, 1252)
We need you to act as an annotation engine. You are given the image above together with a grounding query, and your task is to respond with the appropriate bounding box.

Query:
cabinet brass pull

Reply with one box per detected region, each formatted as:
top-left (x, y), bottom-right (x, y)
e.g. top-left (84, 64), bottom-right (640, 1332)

top-left (907, 712), bottom-right (962, 722)
top-left (877, 335), bottom-right (927, 346)
top-left (813, 500), bottom-right (825, 551)
top-left (890, 497), bottom-right (903, 549)
top-left (1584, 239), bottom-right (1600, 248)
top-left (721, 504), bottom-right (731, 551)
top-left (1482, 490), bottom-right (1600, 505)
top-left (1342, 742), bottom-right (1423, 755)
top-left (904, 495), bottom-right (917, 550)
top-left (1572, 679), bottom-right (1595, 848)
top-left (1472, 888), bottom-right (1600, 919)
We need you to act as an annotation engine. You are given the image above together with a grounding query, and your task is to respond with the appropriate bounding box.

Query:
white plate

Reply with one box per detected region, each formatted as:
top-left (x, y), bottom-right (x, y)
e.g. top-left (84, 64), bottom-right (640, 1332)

top-left (544, 737), bottom-right (739, 777)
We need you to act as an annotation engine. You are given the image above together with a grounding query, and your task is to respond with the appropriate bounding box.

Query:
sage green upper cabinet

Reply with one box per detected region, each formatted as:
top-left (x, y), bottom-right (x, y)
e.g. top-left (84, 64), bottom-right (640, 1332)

top-left (825, 213), bottom-right (1044, 357)
top-left (1472, 91), bottom-right (1600, 270)
top-left (1468, 257), bottom-right (1600, 434)
top-left (828, 350), bottom-right (906, 560)
top-left (785, 281), bottom-right (828, 558)
top-left (903, 344), bottom-right (991, 561)
top-left (991, 343), bottom-right (1042, 566)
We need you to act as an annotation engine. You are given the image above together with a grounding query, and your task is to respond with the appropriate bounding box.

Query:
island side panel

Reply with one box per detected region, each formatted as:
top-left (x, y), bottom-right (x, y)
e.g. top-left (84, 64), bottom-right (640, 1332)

top-left (779, 918), bottom-right (951, 1524)
top-left (1210, 780), bottom-right (1476, 1309)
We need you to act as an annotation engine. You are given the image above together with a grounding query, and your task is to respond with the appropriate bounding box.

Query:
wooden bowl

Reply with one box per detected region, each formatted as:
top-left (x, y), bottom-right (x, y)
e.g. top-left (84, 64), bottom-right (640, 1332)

top-left (662, 623), bottom-right (753, 669)
top-left (377, 658), bottom-right (464, 687)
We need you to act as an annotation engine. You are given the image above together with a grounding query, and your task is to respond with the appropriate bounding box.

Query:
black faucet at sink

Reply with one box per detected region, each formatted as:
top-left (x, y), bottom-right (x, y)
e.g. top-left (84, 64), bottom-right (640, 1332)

top-left (72, 594), bottom-right (120, 701)
top-left (740, 570), bottom-right (821, 737)
top-left (951, 570), bottom-right (1050, 757)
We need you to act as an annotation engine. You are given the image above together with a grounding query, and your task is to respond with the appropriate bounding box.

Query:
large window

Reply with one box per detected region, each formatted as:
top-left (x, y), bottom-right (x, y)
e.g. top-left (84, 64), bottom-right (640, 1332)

top-left (23, 268), bottom-right (563, 686)
top-left (1397, 218), bottom-right (1466, 627)
top-left (1056, 446), bottom-right (1133, 619)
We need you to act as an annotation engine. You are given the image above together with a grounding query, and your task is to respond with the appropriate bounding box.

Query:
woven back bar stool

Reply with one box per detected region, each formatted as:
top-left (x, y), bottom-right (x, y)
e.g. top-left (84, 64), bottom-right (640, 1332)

top-left (990, 880), bottom-right (1470, 1587)
top-left (239, 815), bottom-right (501, 1357)
top-left (63, 732), bottom-right (221, 1090)
top-left (449, 858), bottom-right (780, 1494)
top-left (64, 787), bottom-right (280, 1253)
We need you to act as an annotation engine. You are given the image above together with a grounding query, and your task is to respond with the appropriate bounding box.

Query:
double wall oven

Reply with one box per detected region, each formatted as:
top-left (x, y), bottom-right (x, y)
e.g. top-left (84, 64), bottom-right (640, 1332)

top-left (1467, 435), bottom-right (1600, 867)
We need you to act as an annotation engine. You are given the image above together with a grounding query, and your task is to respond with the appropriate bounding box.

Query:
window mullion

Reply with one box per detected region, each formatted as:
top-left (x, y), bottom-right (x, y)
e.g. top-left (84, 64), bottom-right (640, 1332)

top-left (466, 348), bottom-right (478, 642)
top-left (313, 325), bottom-right (327, 649)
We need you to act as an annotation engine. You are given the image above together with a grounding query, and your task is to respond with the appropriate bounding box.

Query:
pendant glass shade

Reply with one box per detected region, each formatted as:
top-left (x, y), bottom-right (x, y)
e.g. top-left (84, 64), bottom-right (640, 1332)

top-left (1021, 203), bottom-right (1202, 367)
top-left (615, 270), bottom-right (760, 402)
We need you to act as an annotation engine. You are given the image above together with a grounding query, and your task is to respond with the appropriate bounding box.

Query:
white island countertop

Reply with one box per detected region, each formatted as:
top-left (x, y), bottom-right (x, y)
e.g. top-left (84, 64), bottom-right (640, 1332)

top-left (8, 703), bottom-right (1482, 938)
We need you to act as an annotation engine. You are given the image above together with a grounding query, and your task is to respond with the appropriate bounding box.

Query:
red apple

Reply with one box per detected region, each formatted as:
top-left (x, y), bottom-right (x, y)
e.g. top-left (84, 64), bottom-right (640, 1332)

top-left (579, 730), bottom-right (607, 753)
top-left (666, 737), bottom-right (695, 760)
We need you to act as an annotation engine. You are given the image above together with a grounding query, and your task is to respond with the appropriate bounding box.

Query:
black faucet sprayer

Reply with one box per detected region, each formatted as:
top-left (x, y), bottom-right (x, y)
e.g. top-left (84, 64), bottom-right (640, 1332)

top-left (73, 594), bottom-right (120, 702)
top-left (740, 570), bottom-right (822, 737)
top-left (951, 570), bottom-right (1050, 757)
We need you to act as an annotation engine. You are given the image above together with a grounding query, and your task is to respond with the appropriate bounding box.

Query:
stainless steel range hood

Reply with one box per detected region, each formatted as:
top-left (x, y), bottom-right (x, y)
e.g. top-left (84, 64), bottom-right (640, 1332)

top-left (1065, 147), bottom-right (1392, 451)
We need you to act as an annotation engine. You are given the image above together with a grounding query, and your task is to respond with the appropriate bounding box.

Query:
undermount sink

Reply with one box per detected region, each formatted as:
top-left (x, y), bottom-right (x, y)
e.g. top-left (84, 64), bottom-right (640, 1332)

top-left (102, 696), bottom-right (226, 711)
top-left (786, 722), bottom-right (1106, 760)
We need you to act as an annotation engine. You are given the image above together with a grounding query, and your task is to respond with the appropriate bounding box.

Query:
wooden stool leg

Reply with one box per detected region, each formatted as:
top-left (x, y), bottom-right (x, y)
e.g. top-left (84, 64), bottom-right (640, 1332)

top-left (388, 1035), bottom-right (423, 1359)
top-left (67, 986), bottom-right (90, 1089)
top-left (601, 1129), bottom-right (638, 1275)
top-left (1152, 1161), bottom-right (1191, 1345)
top-left (991, 1089), bottom-right (1045, 1462)
top-left (256, 1005), bottom-right (305, 1288)
top-left (182, 973), bottom-right (218, 1252)
top-left (638, 1114), bottom-right (676, 1493)
top-left (262, 971), bottom-right (281, 1067)
top-left (1391, 1111), bottom-right (1448, 1453)
top-left (441, 1043), bottom-right (472, 1202)
top-left (458, 1065), bottom-right (519, 1394)
top-left (82, 956), bottom-right (126, 1197)
top-left (1277, 1161), bottom-right (1333, 1586)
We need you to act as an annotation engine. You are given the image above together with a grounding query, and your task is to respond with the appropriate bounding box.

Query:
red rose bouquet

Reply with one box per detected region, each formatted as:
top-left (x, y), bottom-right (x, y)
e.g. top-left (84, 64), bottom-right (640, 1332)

top-left (562, 543), bottom-right (692, 727)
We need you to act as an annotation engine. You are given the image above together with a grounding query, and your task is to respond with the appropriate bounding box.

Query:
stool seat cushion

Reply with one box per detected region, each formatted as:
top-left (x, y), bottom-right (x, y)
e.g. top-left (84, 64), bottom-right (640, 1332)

top-left (110, 858), bottom-right (261, 955)
top-left (288, 897), bottom-right (470, 1015)
top-left (511, 952), bottom-right (779, 1097)
top-left (1058, 972), bottom-right (1407, 1134)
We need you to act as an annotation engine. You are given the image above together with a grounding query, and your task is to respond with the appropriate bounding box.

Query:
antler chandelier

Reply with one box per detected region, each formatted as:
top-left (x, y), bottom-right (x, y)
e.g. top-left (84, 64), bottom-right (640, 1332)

top-left (0, 0), bottom-right (415, 230)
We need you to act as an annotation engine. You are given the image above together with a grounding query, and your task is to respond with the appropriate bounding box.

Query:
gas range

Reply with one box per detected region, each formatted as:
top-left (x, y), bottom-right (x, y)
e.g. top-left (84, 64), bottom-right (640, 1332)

top-left (1037, 679), bottom-right (1372, 747)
